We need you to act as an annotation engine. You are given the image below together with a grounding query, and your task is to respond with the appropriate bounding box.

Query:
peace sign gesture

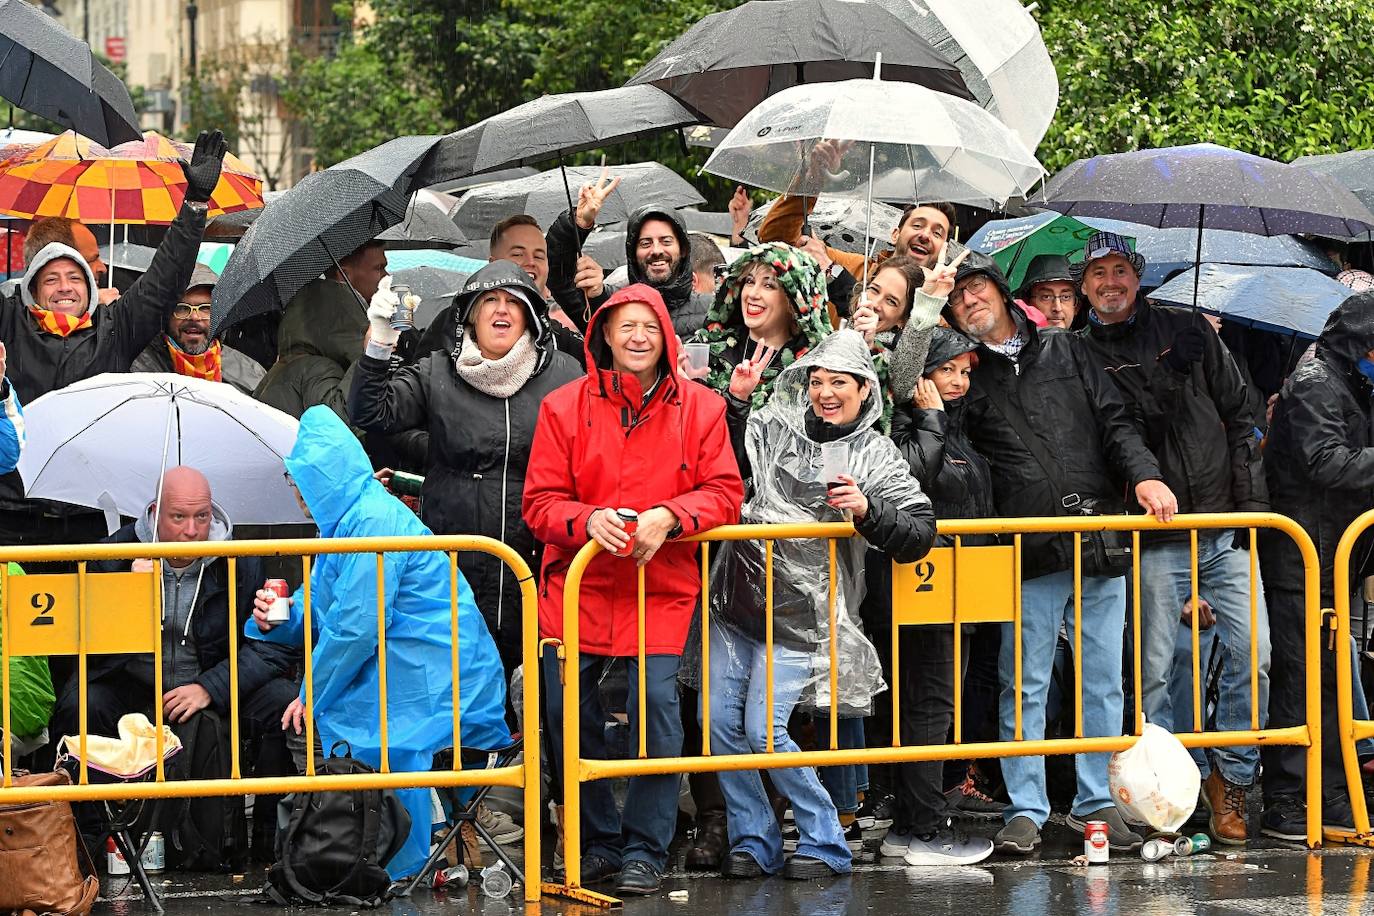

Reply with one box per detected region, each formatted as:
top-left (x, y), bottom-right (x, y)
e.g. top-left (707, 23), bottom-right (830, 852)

top-left (575, 167), bottom-right (622, 230)
top-left (728, 343), bottom-right (778, 401)
top-left (921, 242), bottom-right (971, 300)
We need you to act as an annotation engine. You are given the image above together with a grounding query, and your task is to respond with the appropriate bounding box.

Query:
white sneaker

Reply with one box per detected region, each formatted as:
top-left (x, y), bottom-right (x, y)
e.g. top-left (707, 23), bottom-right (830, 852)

top-left (880, 829), bottom-right (913, 857)
top-left (904, 827), bottom-right (993, 866)
top-left (476, 802), bottom-right (524, 846)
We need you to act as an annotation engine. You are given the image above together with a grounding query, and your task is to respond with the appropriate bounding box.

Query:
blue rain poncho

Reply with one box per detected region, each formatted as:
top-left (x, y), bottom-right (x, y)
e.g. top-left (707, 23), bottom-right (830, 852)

top-left (246, 406), bottom-right (510, 880)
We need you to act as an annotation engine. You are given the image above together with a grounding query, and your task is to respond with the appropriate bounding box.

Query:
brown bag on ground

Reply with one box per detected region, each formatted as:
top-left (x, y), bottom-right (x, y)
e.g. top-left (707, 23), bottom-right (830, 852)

top-left (0, 770), bottom-right (99, 916)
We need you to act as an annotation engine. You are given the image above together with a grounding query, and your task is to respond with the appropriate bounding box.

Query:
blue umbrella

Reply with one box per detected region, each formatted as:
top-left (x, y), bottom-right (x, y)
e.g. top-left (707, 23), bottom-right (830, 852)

top-left (1148, 264), bottom-right (1352, 339)
top-left (969, 212), bottom-right (1338, 289)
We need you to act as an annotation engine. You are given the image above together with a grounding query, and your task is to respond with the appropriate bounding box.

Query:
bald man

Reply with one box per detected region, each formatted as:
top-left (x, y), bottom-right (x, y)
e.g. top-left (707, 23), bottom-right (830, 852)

top-left (51, 467), bottom-right (300, 863)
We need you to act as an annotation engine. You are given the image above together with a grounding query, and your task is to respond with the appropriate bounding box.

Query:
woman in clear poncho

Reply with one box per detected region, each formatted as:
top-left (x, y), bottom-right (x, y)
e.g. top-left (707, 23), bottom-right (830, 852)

top-left (707, 329), bottom-right (936, 880)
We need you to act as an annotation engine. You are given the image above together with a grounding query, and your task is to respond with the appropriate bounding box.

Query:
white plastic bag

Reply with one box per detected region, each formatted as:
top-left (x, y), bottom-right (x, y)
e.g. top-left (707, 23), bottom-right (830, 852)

top-left (1107, 722), bottom-right (1200, 832)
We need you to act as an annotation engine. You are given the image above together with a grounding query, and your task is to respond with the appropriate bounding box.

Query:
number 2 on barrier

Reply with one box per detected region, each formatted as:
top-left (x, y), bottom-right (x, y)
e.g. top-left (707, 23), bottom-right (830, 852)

top-left (890, 546), bottom-right (1017, 626)
top-left (5, 572), bottom-right (159, 656)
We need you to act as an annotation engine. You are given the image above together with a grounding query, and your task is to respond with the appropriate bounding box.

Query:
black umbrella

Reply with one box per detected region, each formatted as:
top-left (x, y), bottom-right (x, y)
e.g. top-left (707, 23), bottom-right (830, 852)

top-left (412, 85), bottom-right (699, 190)
top-left (450, 162), bottom-right (704, 240)
top-left (0, 0), bottom-right (141, 145)
top-left (377, 199), bottom-right (467, 250)
top-left (205, 206), bottom-right (260, 241)
top-left (626, 0), bottom-right (969, 128)
top-left (391, 265), bottom-right (471, 329)
top-left (333, 134), bottom-right (444, 193)
top-left (210, 167), bottom-right (408, 337)
top-left (1293, 149), bottom-right (1374, 212)
top-left (1041, 143), bottom-right (1374, 309)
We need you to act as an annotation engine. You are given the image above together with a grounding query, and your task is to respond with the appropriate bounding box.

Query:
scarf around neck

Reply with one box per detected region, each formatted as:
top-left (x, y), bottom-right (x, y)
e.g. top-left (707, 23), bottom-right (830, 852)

top-left (166, 336), bottom-right (223, 382)
top-left (454, 331), bottom-right (538, 398)
top-left (29, 306), bottom-right (92, 337)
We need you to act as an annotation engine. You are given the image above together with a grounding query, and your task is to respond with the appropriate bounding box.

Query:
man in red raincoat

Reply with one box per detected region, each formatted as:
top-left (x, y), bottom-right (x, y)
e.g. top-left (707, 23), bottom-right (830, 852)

top-left (524, 283), bottom-right (744, 896)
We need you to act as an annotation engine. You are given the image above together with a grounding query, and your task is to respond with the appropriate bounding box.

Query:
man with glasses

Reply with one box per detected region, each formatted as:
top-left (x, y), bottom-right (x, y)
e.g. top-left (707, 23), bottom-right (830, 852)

top-left (131, 265), bottom-right (266, 394)
top-left (1017, 255), bottom-right (1080, 330)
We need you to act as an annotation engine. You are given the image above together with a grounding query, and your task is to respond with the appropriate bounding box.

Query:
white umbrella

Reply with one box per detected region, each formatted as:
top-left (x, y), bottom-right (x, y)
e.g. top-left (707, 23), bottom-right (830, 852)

top-left (18, 373), bottom-right (307, 526)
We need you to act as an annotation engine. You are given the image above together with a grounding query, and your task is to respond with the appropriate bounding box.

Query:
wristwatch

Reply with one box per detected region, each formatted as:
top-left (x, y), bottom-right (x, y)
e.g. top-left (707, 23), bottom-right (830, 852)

top-left (826, 262), bottom-right (845, 280)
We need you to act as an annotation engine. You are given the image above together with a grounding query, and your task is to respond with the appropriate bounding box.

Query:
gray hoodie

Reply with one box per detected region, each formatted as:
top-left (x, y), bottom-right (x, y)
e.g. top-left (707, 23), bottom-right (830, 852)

top-left (20, 242), bottom-right (98, 311)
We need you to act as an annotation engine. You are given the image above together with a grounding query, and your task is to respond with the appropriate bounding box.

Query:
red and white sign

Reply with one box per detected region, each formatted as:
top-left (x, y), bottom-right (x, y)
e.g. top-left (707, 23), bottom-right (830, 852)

top-left (105, 37), bottom-right (126, 63)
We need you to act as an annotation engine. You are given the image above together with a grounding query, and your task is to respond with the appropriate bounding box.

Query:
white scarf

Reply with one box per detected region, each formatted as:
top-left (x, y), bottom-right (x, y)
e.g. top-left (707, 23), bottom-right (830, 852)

top-left (454, 331), bottom-right (539, 398)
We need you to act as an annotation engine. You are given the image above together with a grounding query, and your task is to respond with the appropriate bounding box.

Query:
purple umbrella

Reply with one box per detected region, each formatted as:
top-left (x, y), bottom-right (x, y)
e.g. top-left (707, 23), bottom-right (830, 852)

top-left (1040, 143), bottom-right (1374, 307)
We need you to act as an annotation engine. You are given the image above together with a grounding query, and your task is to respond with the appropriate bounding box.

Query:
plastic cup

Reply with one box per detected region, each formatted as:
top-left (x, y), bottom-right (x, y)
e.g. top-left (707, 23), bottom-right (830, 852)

top-left (481, 862), bottom-right (513, 898)
top-left (819, 441), bottom-right (849, 491)
top-left (684, 341), bottom-right (710, 371)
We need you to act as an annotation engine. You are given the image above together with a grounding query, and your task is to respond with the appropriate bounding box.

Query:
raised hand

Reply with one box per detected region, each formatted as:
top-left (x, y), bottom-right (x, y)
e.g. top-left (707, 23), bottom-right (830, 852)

top-left (922, 243), bottom-right (970, 300)
top-left (849, 296), bottom-right (879, 343)
top-left (807, 139), bottom-right (855, 183)
top-left (574, 167), bottom-right (622, 230)
top-left (728, 185), bottom-right (753, 242)
top-left (180, 129), bottom-right (228, 204)
top-left (914, 377), bottom-right (944, 412)
top-left (574, 254), bottom-right (605, 298)
top-left (727, 343), bottom-right (778, 401)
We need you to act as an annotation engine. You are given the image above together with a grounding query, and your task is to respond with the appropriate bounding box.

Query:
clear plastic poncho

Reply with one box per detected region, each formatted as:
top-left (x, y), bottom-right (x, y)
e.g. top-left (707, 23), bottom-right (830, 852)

top-left (712, 330), bottom-right (931, 714)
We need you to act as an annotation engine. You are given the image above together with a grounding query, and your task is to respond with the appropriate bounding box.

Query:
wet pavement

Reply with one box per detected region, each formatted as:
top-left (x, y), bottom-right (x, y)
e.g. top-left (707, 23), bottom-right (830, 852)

top-left (99, 811), bottom-right (1374, 916)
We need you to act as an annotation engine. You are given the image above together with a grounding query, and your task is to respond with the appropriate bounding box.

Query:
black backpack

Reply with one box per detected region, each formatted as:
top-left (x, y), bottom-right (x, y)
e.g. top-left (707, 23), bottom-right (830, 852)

top-left (264, 743), bottom-right (411, 907)
top-left (164, 709), bottom-right (248, 871)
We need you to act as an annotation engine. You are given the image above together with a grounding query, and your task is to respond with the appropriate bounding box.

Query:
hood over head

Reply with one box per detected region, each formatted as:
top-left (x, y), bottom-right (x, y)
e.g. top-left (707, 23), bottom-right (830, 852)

top-left (277, 277), bottom-right (369, 365)
top-left (134, 497), bottom-right (233, 547)
top-left (923, 327), bottom-right (981, 376)
top-left (21, 242), bottom-right (97, 312)
top-left (285, 405), bottom-right (384, 537)
top-left (944, 250), bottom-right (1017, 330)
top-left (583, 283), bottom-right (681, 380)
top-left (764, 329), bottom-right (881, 441)
top-left (1316, 290), bottom-right (1374, 372)
top-left (448, 258), bottom-right (551, 361)
top-left (625, 206), bottom-right (694, 304)
top-left (702, 242), bottom-right (832, 349)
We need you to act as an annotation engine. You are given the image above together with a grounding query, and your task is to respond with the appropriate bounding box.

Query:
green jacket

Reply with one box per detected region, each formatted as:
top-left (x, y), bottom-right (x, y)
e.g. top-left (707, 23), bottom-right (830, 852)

top-left (253, 278), bottom-right (368, 426)
top-left (0, 563), bottom-right (56, 741)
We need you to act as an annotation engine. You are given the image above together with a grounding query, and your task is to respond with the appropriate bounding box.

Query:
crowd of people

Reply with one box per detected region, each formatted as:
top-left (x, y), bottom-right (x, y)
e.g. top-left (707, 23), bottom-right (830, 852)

top-left (4, 129), bottom-right (1374, 899)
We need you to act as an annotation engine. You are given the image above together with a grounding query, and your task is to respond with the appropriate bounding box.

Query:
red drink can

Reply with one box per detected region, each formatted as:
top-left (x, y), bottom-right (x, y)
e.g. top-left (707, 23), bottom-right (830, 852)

top-left (1084, 820), bottom-right (1110, 863)
top-left (615, 508), bottom-right (639, 557)
top-left (264, 578), bottom-right (290, 623)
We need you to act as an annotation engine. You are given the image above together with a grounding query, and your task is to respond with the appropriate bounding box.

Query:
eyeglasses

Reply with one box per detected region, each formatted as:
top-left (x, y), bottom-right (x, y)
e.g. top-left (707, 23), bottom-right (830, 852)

top-left (172, 302), bottom-right (212, 319)
top-left (949, 275), bottom-right (990, 307)
top-left (1033, 292), bottom-right (1077, 305)
top-left (712, 264), bottom-right (729, 280)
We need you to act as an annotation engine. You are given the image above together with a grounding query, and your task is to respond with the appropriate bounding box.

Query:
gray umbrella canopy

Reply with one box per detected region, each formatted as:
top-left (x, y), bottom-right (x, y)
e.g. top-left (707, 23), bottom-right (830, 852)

top-left (1150, 265), bottom-right (1353, 339)
top-left (450, 161), bottom-right (705, 239)
top-left (1293, 150), bottom-right (1374, 236)
top-left (1041, 144), bottom-right (1374, 236)
top-left (332, 134), bottom-right (445, 194)
top-left (742, 196), bottom-right (902, 254)
top-left (583, 227), bottom-right (628, 269)
top-left (0, 0), bottom-right (141, 145)
top-left (377, 200), bottom-right (468, 250)
top-left (627, 0), bottom-right (968, 128)
top-left (414, 85), bottom-right (699, 189)
top-left (210, 168), bottom-right (408, 337)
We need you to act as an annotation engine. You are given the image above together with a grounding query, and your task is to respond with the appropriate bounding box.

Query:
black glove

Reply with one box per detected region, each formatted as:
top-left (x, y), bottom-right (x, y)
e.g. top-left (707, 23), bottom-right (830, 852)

top-left (1162, 326), bottom-right (1206, 374)
top-left (179, 129), bottom-right (228, 204)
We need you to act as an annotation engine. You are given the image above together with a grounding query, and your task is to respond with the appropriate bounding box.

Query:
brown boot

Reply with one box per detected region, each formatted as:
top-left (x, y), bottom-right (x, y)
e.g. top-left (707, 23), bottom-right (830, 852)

top-left (554, 803), bottom-right (566, 872)
top-left (1201, 770), bottom-right (1249, 845)
top-left (685, 811), bottom-right (728, 869)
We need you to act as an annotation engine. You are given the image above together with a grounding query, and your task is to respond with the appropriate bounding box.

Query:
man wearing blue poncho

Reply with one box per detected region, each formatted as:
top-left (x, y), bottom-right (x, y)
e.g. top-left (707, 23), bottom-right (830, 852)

top-left (246, 406), bottom-right (510, 880)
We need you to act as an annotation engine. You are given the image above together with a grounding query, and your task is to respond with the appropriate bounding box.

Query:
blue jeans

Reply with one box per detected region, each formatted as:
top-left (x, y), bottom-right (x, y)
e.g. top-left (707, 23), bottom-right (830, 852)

top-left (1139, 530), bottom-right (1270, 786)
top-left (705, 621), bottom-right (851, 874)
top-left (819, 717), bottom-right (867, 814)
top-left (998, 571), bottom-right (1125, 826)
top-left (541, 647), bottom-right (683, 872)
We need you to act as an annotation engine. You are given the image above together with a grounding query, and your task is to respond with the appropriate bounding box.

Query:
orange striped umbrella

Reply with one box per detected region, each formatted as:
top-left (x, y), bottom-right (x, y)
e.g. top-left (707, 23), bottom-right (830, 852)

top-left (0, 130), bottom-right (264, 224)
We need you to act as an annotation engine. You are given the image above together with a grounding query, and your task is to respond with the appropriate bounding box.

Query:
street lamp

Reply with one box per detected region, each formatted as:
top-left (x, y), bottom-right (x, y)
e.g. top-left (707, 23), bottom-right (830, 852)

top-left (187, 1), bottom-right (199, 77)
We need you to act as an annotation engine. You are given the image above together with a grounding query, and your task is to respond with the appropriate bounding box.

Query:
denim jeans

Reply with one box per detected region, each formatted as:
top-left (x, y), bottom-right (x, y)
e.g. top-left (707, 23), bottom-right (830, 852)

top-left (1139, 530), bottom-right (1271, 785)
top-left (541, 646), bottom-right (683, 872)
top-left (998, 571), bottom-right (1125, 826)
top-left (819, 717), bottom-right (867, 815)
top-left (705, 621), bottom-right (851, 874)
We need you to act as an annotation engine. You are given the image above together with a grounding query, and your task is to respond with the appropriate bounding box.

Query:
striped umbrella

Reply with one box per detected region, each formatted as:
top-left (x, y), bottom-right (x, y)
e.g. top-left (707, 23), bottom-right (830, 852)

top-left (0, 130), bottom-right (264, 224)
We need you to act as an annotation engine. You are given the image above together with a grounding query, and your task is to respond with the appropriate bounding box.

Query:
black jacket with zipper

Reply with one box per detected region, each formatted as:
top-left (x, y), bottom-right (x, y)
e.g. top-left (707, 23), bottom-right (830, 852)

top-left (961, 313), bottom-right (1163, 579)
top-left (87, 527), bottom-right (292, 713)
top-left (1080, 298), bottom-right (1268, 531)
top-left (348, 331), bottom-right (581, 665)
top-left (891, 399), bottom-right (997, 547)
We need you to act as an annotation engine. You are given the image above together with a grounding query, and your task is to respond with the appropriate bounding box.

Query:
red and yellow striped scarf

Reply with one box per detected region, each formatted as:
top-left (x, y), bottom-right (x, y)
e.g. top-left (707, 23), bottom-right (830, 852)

top-left (28, 306), bottom-right (92, 337)
top-left (166, 337), bottom-right (223, 382)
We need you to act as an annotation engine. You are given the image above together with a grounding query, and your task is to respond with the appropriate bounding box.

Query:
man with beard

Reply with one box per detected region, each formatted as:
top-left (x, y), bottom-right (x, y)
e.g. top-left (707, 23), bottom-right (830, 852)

top-left (757, 140), bottom-right (956, 276)
top-left (130, 264), bottom-right (265, 394)
top-left (545, 170), bottom-right (711, 337)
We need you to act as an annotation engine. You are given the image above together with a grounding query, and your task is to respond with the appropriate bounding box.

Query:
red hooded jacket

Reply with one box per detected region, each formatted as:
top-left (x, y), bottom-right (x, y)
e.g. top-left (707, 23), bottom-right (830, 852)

top-left (523, 284), bottom-right (744, 656)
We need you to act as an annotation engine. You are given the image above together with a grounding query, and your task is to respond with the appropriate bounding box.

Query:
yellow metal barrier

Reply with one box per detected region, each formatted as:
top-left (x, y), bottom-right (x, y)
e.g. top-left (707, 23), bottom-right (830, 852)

top-left (550, 513), bottom-right (1323, 905)
top-left (1332, 509), bottom-right (1374, 846)
top-left (0, 535), bottom-right (542, 904)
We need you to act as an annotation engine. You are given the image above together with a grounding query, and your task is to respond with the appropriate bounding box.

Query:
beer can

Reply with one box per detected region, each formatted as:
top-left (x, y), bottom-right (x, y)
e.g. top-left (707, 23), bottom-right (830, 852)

top-left (390, 285), bottom-right (416, 331)
top-left (1084, 820), bottom-right (1110, 863)
top-left (142, 831), bottom-right (165, 873)
top-left (1140, 837), bottom-right (1173, 861)
top-left (615, 508), bottom-right (639, 558)
top-left (263, 578), bottom-right (290, 622)
top-left (433, 864), bottom-right (469, 889)
top-left (390, 470), bottom-right (425, 497)
top-left (107, 837), bottom-right (129, 876)
top-left (1173, 832), bottom-right (1212, 856)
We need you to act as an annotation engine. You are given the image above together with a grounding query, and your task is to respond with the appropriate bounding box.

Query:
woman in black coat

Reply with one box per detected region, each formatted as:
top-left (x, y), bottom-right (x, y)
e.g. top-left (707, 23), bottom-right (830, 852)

top-left (349, 260), bottom-right (582, 677)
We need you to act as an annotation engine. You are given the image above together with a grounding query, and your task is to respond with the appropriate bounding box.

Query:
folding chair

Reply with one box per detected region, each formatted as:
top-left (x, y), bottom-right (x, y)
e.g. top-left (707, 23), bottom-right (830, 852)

top-left (401, 735), bottom-right (524, 896)
top-left (58, 714), bottom-right (183, 912)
